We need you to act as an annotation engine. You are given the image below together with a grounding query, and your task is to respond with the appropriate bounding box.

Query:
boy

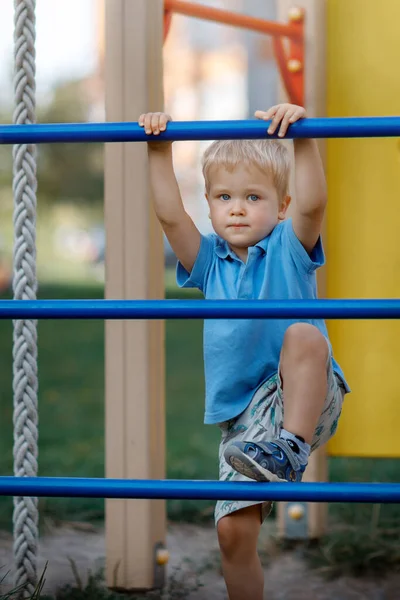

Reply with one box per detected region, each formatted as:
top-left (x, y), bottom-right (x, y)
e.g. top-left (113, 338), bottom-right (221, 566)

top-left (139, 104), bottom-right (349, 600)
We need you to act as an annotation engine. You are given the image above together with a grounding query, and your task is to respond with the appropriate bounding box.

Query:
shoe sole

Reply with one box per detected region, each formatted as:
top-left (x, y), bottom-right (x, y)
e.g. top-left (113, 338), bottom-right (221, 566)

top-left (226, 445), bottom-right (288, 483)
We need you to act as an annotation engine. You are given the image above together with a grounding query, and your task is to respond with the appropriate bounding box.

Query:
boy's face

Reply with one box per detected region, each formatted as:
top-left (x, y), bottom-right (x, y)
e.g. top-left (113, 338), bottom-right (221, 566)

top-left (206, 163), bottom-right (290, 262)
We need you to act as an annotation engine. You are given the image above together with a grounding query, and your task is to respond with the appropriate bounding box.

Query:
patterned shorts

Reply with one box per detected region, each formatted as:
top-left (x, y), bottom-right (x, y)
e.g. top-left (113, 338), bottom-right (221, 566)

top-left (215, 346), bottom-right (346, 526)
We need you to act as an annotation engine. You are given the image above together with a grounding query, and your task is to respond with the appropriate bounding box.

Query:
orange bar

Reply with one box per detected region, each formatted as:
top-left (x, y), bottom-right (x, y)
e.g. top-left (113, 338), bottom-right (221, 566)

top-left (164, 0), bottom-right (302, 40)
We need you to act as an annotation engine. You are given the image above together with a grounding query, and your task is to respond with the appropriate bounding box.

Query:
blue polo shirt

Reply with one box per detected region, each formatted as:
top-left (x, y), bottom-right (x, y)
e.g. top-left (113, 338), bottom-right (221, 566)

top-left (177, 218), bottom-right (349, 425)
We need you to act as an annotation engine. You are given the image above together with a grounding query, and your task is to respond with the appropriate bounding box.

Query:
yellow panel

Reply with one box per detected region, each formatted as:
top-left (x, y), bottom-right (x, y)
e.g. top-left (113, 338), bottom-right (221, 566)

top-left (326, 0), bottom-right (400, 457)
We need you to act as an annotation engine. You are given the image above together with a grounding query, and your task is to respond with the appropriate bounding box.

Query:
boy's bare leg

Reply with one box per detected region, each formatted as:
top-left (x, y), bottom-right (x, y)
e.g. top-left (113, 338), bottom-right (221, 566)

top-left (217, 505), bottom-right (264, 600)
top-left (223, 323), bottom-right (329, 483)
top-left (279, 322), bottom-right (329, 444)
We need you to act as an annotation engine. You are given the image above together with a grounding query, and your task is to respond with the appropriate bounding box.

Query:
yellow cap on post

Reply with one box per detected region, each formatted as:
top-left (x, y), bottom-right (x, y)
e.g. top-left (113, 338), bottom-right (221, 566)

top-left (288, 503), bottom-right (305, 520)
top-left (288, 7), bottom-right (304, 22)
top-left (156, 548), bottom-right (170, 565)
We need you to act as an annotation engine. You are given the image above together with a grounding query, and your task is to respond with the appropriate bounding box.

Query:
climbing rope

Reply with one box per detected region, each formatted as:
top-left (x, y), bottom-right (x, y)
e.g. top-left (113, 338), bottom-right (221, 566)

top-left (12, 0), bottom-right (38, 595)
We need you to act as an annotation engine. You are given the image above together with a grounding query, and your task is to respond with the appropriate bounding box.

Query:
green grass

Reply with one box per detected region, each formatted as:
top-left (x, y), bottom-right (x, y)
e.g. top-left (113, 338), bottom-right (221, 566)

top-left (329, 457), bottom-right (400, 526)
top-left (0, 279), bottom-right (219, 528)
top-left (0, 564), bottom-right (204, 599)
top-left (0, 278), bottom-right (399, 554)
top-left (0, 561), bottom-right (205, 600)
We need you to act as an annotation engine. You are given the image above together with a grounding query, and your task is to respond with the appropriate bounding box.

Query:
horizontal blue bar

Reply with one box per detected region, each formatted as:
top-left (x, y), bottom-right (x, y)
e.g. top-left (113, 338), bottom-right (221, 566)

top-left (0, 299), bottom-right (399, 319)
top-left (1, 117), bottom-right (400, 144)
top-left (0, 477), bottom-right (399, 503)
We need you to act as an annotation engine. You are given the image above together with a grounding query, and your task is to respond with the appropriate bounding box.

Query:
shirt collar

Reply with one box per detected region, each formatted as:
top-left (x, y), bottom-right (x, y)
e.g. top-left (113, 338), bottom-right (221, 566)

top-left (215, 237), bottom-right (232, 259)
top-left (254, 235), bottom-right (270, 254)
top-left (215, 234), bottom-right (270, 260)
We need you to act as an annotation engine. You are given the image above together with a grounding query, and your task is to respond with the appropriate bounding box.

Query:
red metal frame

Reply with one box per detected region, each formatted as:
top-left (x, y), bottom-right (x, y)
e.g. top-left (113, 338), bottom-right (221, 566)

top-left (163, 0), bottom-right (304, 106)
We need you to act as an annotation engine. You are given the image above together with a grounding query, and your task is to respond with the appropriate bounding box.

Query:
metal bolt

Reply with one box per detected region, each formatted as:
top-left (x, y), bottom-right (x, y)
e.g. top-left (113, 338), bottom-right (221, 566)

top-left (288, 503), bottom-right (305, 520)
top-left (287, 59), bottom-right (303, 73)
top-left (288, 7), bottom-right (304, 22)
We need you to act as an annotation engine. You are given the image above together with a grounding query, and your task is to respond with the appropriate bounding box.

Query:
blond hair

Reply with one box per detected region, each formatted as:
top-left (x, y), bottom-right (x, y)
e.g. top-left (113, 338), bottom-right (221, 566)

top-left (201, 139), bottom-right (290, 201)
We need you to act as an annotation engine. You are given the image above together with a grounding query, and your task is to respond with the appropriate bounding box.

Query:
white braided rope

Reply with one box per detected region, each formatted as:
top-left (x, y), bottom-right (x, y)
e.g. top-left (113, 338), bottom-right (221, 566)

top-left (12, 0), bottom-right (38, 595)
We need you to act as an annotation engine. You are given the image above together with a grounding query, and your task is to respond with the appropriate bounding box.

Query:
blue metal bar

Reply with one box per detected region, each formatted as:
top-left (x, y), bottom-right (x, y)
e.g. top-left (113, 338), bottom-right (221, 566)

top-left (1, 117), bottom-right (400, 144)
top-left (0, 299), bottom-right (399, 320)
top-left (0, 477), bottom-right (399, 503)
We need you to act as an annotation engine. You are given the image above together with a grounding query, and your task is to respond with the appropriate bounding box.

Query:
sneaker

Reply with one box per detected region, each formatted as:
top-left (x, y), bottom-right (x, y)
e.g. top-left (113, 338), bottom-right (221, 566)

top-left (223, 438), bottom-right (306, 483)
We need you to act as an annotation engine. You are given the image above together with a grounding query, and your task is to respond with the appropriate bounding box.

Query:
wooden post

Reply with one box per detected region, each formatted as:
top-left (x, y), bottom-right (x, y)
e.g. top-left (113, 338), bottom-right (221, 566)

top-left (277, 0), bottom-right (328, 539)
top-left (104, 0), bottom-right (166, 590)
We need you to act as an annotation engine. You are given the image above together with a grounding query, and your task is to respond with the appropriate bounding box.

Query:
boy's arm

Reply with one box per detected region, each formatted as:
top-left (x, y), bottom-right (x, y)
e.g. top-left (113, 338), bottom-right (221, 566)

top-left (292, 136), bottom-right (327, 253)
top-left (255, 104), bottom-right (327, 253)
top-left (140, 112), bottom-right (201, 273)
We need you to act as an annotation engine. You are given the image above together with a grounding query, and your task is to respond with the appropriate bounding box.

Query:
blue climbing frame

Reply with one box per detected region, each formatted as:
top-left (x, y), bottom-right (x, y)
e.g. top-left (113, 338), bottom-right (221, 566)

top-left (0, 299), bottom-right (400, 319)
top-left (0, 477), bottom-right (399, 503)
top-left (1, 116), bottom-right (400, 144)
top-left (1, 113), bottom-right (399, 506)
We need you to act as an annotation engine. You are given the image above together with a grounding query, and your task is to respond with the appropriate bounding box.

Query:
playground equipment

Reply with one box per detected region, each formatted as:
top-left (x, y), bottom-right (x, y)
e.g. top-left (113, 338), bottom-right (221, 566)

top-left (1, 477), bottom-right (400, 503)
top-left (2, 115), bottom-right (400, 591)
top-left (2, 116), bottom-right (400, 143)
top-left (0, 298), bottom-right (400, 319)
top-left (163, 0), bottom-right (304, 106)
top-left (4, 0), bottom-right (400, 594)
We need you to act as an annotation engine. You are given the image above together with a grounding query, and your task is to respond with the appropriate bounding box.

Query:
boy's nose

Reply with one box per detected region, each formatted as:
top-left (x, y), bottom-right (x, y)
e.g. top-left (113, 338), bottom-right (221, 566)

top-left (230, 200), bottom-right (245, 215)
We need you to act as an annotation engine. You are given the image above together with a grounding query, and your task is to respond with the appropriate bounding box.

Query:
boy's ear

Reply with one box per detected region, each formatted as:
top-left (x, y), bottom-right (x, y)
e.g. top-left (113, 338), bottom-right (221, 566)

top-left (278, 195), bottom-right (291, 220)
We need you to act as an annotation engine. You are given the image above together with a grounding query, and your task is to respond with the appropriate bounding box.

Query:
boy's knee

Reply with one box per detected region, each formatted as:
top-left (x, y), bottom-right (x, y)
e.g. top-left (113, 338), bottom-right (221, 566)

top-left (217, 507), bottom-right (260, 561)
top-left (282, 323), bottom-right (328, 363)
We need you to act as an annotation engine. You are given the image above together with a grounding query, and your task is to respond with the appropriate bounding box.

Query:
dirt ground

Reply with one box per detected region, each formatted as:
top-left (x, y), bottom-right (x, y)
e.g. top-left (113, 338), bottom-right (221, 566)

top-left (0, 522), bottom-right (399, 599)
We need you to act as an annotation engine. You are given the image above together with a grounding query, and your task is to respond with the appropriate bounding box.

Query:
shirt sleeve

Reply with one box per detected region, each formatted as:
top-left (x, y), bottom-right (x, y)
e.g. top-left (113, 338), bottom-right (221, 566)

top-left (176, 234), bottom-right (215, 292)
top-left (282, 218), bottom-right (325, 273)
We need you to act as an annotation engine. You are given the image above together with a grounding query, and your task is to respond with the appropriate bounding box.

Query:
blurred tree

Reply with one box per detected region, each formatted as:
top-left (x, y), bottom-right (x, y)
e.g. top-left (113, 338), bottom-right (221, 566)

top-left (37, 79), bottom-right (104, 204)
top-left (0, 77), bottom-right (104, 205)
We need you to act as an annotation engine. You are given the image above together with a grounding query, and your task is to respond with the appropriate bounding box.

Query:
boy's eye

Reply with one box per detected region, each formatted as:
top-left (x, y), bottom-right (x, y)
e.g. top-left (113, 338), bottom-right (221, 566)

top-left (248, 194), bottom-right (259, 202)
top-left (220, 194), bottom-right (230, 201)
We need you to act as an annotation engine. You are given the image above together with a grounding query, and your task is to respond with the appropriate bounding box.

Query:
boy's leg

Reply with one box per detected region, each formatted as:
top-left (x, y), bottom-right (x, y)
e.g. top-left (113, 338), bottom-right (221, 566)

top-left (217, 504), bottom-right (264, 600)
top-left (215, 388), bottom-right (279, 599)
top-left (279, 322), bottom-right (328, 444)
top-left (224, 323), bottom-right (344, 482)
